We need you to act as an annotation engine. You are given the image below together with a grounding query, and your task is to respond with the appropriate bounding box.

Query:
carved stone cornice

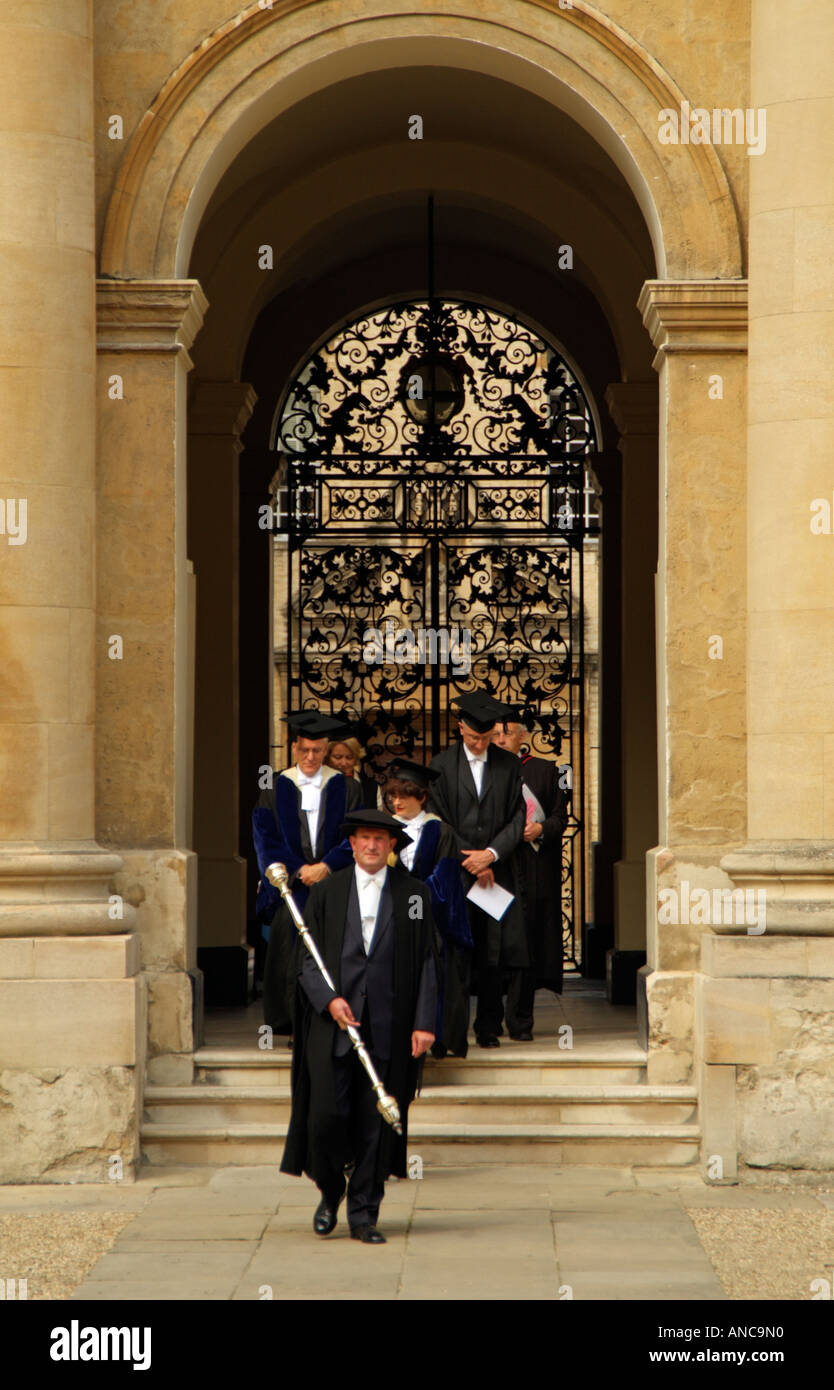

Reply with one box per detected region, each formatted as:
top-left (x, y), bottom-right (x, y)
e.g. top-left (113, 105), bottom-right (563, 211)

top-left (0, 847), bottom-right (137, 937)
top-left (96, 279), bottom-right (208, 361)
top-left (720, 842), bottom-right (834, 935)
top-left (638, 280), bottom-right (748, 362)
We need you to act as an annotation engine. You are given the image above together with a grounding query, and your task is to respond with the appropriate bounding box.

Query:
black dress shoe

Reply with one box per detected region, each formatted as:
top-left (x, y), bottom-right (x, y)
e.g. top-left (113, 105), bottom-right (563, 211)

top-left (509, 1030), bottom-right (534, 1041)
top-left (313, 1194), bottom-right (342, 1235)
top-left (476, 1034), bottom-right (500, 1048)
top-left (350, 1225), bottom-right (386, 1244)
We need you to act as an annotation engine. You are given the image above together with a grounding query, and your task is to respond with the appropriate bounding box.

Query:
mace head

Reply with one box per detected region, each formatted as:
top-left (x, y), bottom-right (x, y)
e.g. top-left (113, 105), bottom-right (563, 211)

top-left (266, 862), bottom-right (288, 888)
top-left (377, 1093), bottom-right (402, 1134)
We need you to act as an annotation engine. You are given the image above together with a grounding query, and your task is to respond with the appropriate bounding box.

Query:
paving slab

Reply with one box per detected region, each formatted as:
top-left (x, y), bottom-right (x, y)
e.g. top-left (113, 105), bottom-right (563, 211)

top-left (207, 1165), bottom-right (293, 1191)
top-left (99, 1238), bottom-right (257, 1256)
top-left (139, 1186), bottom-right (280, 1214)
top-left (406, 1207), bottom-right (555, 1258)
top-left (135, 1166), bottom-right (214, 1187)
top-left (241, 1255), bottom-right (403, 1300)
top-left (72, 1281), bottom-right (240, 1301)
top-left (119, 1214), bottom-right (270, 1241)
top-left (632, 1168), bottom-right (712, 1189)
top-left (564, 1277), bottom-right (725, 1301)
top-left (399, 1255), bottom-right (562, 1301)
top-left (415, 1169), bottom-right (557, 1209)
top-left (80, 1248), bottom-right (254, 1285)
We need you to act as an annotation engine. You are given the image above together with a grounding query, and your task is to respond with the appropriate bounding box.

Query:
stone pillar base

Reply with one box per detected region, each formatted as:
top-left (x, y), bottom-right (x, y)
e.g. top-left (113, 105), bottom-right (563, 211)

top-left (697, 931), bottom-right (834, 1176)
top-left (643, 969), bottom-right (695, 1084)
top-left (0, 933), bottom-right (145, 1182)
top-left (112, 849), bottom-right (197, 1085)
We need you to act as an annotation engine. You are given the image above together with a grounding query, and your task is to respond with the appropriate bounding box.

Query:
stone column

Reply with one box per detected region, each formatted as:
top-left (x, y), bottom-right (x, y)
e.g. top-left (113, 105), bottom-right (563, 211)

top-left (713, 2), bottom-right (834, 1177)
top-left (0, 6), bottom-right (144, 1180)
top-left (637, 280), bottom-right (748, 1087)
top-left (604, 383), bottom-right (659, 1000)
top-left (97, 280), bottom-right (207, 1084)
top-left (188, 382), bottom-right (257, 1005)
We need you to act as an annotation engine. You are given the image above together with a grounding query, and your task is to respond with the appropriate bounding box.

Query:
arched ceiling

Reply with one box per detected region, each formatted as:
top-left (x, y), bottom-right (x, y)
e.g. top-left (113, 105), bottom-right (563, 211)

top-left (190, 63), bottom-right (656, 383)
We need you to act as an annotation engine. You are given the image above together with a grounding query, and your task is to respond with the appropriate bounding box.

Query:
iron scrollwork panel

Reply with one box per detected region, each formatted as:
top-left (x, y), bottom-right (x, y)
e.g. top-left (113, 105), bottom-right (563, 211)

top-left (277, 299), bottom-right (595, 464)
top-left (294, 540), bottom-right (434, 756)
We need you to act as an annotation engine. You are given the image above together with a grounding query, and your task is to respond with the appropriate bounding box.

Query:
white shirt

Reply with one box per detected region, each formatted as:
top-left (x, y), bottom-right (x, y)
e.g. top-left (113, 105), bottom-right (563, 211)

top-left (355, 865), bottom-right (386, 954)
top-left (297, 768), bottom-right (323, 850)
top-left (396, 809), bottom-right (427, 872)
top-left (463, 745), bottom-right (488, 796)
top-left (462, 747), bottom-right (499, 862)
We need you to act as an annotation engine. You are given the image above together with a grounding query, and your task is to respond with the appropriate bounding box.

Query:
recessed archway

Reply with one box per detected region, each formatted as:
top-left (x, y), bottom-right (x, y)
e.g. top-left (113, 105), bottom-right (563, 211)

top-left (101, 2), bottom-right (742, 285)
top-left (98, 1), bottom-right (743, 1059)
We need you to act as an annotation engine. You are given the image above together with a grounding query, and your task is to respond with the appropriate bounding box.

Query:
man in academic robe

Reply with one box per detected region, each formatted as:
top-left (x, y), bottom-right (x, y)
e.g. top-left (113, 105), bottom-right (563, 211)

top-left (427, 692), bottom-right (527, 1047)
top-left (493, 716), bottom-right (569, 1038)
top-left (280, 809), bottom-right (437, 1244)
top-left (253, 711), bottom-right (361, 1035)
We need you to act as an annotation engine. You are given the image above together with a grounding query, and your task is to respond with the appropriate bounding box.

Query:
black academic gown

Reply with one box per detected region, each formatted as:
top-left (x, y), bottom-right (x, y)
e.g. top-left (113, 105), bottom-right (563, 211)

top-left (520, 754), bottom-right (569, 994)
top-left (281, 865), bottom-right (438, 1185)
top-left (399, 815), bottom-right (472, 1058)
top-left (427, 740), bottom-right (528, 971)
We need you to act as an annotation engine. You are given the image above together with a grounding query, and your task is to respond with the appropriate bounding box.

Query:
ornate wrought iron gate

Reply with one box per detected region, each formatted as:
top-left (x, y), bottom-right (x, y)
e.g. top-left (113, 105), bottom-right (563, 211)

top-left (272, 298), bottom-right (599, 965)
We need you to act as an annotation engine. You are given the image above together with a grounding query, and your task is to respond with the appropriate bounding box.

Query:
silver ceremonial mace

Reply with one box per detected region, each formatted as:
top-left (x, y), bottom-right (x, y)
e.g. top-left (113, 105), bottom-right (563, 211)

top-left (266, 862), bottom-right (403, 1135)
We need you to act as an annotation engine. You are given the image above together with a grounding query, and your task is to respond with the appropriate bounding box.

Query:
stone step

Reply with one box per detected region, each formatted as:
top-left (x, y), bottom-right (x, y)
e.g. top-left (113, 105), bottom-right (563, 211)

top-left (193, 1045), bottom-right (648, 1089)
top-left (140, 1120), bottom-right (701, 1168)
top-left (145, 1082), bottom-right (696, 1127)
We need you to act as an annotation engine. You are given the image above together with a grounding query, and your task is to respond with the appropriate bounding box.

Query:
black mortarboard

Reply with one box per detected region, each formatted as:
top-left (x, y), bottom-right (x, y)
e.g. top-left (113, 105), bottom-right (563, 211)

top-left (453, 691), bottom-right (514, 732)
top-left (339, 808), bottom-right (411, 851)
top-left (284, 710), bottom-right (351, 739)
top-left (384, 758), bottom-right (440, 788)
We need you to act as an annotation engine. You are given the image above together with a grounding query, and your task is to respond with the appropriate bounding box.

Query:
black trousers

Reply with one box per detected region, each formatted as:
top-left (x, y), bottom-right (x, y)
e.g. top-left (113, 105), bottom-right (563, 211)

top-left (505, 968), bottom-right (535, 1035)
top-left (474, 966), bottom-right (534, 1036)
top-left (316, 1047), bottom-right (386, 1229)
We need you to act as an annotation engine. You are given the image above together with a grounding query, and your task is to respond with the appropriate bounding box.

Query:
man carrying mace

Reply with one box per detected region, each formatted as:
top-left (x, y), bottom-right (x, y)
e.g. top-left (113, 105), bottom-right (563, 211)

top-left (279, 809), bottom-right (438, 1244)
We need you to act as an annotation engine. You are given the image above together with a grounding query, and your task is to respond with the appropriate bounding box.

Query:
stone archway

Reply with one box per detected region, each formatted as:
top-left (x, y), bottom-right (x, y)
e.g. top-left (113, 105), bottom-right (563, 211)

top-left (93, 0), bottom-right (747, 1154)
top-left (100, 1), bottom-right (742, 282)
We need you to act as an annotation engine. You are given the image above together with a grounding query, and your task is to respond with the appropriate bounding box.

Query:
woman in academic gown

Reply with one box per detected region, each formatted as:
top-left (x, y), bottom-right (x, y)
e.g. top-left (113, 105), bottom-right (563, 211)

top-left (382, 758), bottom-right (473, 1058)
top-left (325, 736), bottom-right (381, 809)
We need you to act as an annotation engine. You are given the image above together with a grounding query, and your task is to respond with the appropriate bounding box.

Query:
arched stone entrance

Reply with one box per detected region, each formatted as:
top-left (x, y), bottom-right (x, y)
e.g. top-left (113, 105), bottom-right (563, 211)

top-left (95, 6), bottom-right (744, 1105)
top-left (3, 0), bottom-right (763, 1179)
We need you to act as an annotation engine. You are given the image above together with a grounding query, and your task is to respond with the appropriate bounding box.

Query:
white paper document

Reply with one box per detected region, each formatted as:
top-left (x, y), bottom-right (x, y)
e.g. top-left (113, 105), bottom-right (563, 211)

top-left (466, 879), bottom-right (515, 921)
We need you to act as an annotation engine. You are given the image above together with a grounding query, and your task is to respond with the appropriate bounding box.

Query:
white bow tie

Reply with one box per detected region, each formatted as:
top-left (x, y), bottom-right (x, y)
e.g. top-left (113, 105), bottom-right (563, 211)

top-left (358, 871), bottom-right (385, 891)
top-left (298, 772), bottom-right (321, 786)
top-left (468, 750), bottom-right (487, 763)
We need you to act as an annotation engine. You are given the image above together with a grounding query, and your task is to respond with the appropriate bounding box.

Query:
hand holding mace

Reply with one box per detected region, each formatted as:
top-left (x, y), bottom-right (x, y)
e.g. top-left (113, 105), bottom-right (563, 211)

top-left (266, 862), bottom-right (403, 1134)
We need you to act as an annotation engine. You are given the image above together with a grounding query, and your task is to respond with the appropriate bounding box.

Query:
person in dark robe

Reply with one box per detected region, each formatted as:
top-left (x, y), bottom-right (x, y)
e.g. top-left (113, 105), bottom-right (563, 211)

top-left (280, 809), bottom-right (437, 1244)
top-left (252, 711), bottom-right (361, 1036)
top-left (427, 691), bottom-right (528, 1048)
top-left (492, 716), bottom-right (569, 1038)
top-left (382, 758), bottom-right (472, 1059)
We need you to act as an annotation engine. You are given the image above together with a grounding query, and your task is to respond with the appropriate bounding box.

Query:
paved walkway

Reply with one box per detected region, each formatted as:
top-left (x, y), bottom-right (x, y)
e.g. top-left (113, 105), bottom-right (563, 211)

top-left (3, 1162), bottom-right (832, 1301)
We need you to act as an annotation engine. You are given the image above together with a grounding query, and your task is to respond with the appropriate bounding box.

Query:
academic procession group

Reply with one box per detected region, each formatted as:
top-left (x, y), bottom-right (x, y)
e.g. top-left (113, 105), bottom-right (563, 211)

top-left (252, 694), bottom-right (567, 1244)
